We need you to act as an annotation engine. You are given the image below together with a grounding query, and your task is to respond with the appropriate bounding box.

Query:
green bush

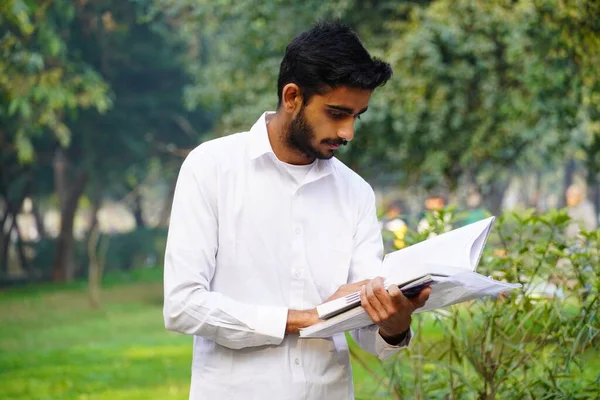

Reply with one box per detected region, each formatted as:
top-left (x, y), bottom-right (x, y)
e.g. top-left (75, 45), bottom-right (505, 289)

top-left (28, 228), bottom-right (168, 280)
top-left (102, 227), bottom-right (167, 272)
top-left (378, 209), bottom-right (600, 399)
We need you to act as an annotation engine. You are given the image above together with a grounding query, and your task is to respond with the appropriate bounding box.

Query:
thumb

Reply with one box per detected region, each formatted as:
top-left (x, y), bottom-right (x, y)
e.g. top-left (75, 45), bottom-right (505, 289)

top-left (410, 287), bottom-right (431, 309)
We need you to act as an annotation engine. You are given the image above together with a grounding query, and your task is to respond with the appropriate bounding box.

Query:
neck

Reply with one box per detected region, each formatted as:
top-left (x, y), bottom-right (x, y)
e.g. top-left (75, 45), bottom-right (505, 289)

top-left (267, 111), bottom-right (315, 165)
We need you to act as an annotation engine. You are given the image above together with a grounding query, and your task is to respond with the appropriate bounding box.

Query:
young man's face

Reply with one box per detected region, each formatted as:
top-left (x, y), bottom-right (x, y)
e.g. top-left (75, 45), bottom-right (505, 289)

top-left (285, 86), bottom-right (372, 160)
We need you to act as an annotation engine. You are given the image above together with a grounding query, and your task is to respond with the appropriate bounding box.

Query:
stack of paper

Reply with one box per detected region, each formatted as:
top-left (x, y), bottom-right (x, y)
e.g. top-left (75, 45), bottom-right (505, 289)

top-left (316, 274), bottom-right (438, 320)
top-left (300, 217), bottom-right (521, 338)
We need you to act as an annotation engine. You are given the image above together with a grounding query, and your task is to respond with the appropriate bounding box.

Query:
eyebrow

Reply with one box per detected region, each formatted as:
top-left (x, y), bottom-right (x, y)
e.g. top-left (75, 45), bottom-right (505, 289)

top-left (326, 104), bottom-right (369, 116)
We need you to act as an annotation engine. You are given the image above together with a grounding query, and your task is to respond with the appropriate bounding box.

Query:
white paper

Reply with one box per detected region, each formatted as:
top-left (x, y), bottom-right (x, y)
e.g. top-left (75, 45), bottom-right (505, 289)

top-left (300, 217), bottom-right (522, 339)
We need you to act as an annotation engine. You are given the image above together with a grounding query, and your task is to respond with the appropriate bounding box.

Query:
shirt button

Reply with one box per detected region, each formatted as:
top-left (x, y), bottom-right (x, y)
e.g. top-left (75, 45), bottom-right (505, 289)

top-left (294, 358), bottom-right (300, 365)
top-left (295, 228), bottom-right (301, 235)
top-left (294, 269), bottom-right (301, 279)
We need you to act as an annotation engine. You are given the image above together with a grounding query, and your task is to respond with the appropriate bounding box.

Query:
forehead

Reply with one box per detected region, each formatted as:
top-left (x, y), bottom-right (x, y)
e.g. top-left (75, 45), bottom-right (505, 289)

top-left (311, 86), bottom-right (373, 111)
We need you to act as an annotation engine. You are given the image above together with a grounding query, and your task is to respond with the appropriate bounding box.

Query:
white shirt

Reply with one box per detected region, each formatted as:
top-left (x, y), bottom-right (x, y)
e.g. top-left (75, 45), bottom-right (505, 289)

top-left (279, 159), bottom-right (315, 184)
top-left (163, 112), bottom-right (411, 400)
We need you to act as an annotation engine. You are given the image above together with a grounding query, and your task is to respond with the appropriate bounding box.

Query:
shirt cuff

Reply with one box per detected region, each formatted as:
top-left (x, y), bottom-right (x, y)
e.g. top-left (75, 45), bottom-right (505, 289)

top-left (253, 305), bottom-right (288, 346)
top-left (375, 328), bottom-right (413, 359)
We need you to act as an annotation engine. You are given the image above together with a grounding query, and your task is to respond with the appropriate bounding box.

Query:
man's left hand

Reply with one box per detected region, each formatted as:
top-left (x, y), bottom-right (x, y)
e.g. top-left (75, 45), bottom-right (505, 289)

top-left (360, 277), bottom-right (431, 339)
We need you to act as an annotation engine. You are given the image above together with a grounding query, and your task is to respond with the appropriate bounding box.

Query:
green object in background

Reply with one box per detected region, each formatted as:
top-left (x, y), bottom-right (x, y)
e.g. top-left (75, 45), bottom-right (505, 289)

top-left (0, 273), bottom-right (386, 399)
top-left (0, 279), bottom-right (192, 400)
top-left (462, 208), bottom-right (488, 226)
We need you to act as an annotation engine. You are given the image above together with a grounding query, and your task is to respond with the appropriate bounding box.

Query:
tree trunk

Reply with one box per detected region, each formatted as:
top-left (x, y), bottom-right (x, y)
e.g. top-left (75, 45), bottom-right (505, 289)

top-left (562, 158), bottom-right (576, 208)
top-left (0, 210), bottom-right (13, 280)
top-left (0, 197), bottom-right (26, 279)
top-left (51, 171), bottom-right (87, 282)
top-left (0, 198), bottom-right (9, 278)
top-left (586, 164), bottom-right (599, 219)
top-left (158, 179), bottom-right (177, 227)
top-left (132, 190), bottom-right (145, 228)
top-left (159, 178), bottom-right (177, 227)
top-left (87, 181), bottom-right (107, 308)
top-left (594, 180), bottom-right (600, 221)
top-left (51, 149), bottom-right (88, 283)
top-left (13, 217), bottom-right (34, 278)
top-left (484, 178), bottom-right (510, 216)
top-left (533, 170), bottom-right (543, 211)
top-left (88, 226), bottom-right (102, 308)
top-left (31, 199), bottom-right (46, 239)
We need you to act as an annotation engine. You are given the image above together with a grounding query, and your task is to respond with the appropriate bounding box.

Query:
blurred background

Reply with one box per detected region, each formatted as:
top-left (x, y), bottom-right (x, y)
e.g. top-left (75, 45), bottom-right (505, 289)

top-left (1, 1), bottom-right (599, 399)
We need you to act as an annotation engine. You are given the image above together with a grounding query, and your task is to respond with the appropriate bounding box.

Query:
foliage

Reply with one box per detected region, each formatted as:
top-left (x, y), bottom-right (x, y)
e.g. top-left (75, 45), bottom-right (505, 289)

top-left (27, 228), bottom-right (168, 279)
top-left (151, 0), bottom-right (600, 211)
top-left (377, 209), bottom-right (600, 399)
top-left (63, 0), bottom-right (213, 199)
top-left (1, 0), bottom-right (213, 282)
top-left (0, 0), bottom-right (111, 163)
top-left (363, 0), bottom-right (581, 189)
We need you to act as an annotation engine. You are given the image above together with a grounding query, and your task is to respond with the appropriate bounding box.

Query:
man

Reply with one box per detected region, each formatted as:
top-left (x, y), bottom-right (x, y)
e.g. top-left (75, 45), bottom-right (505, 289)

top-left (381, 199), bottom-right (409, 251)
top-left (417, 193), bottom-right (452, 235)
top-left (163, 21), bottom-right (430, 399)
top-left (565, 184), bottom-right (597, 239)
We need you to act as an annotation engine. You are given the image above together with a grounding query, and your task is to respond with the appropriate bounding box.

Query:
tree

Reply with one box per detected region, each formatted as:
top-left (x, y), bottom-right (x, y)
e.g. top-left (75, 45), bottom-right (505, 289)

top-left (0, 0), bottom-right (110, 281)
top-left (354, 0), bottom-right (583, 213)
top-left (47, 0), bottom-right (213, 280)
top-left (153, 0), bottom-right (599, 216)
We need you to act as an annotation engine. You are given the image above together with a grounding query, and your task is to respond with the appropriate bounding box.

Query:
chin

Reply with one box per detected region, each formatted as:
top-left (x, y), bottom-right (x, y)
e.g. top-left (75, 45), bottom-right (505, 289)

top-left (316, 151), bottom-right (335, 160)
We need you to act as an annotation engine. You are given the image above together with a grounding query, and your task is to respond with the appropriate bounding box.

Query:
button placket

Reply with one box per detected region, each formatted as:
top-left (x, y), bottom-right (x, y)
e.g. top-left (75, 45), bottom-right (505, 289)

top-left (289, 191), bottom-right (306, 383)
top-left (289, 193), bottom-right (305, 310)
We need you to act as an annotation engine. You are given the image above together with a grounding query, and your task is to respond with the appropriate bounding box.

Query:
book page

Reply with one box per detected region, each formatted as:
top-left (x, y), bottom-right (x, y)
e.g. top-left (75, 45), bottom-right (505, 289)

top-left (299, 217), bottom-right (523, 339)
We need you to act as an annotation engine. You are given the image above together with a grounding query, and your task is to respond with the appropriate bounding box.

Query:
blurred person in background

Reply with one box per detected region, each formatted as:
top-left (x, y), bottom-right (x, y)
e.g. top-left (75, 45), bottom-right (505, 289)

top-left (462, 189), bottom-right (487, 226)
top-left (380, 199), bottom-right (409, 250)
top-left (163, 21), bottom-right (430, 400)
top-left (417, 193), bottom-right (452, 234)
top-left (565, 184), bottom-right (597, 239)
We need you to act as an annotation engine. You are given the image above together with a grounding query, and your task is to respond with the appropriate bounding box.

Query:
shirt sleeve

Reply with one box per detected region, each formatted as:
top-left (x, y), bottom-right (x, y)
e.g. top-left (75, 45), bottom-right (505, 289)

top-left (346, 185), bottom-right (412, 359)
top-left (163, 147), bottom-right (288, 350)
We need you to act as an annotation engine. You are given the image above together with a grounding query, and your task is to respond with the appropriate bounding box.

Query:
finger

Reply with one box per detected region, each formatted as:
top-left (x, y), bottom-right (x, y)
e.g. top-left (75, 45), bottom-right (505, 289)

top-left (370, 278), bottom-right (388, 304)
top-left (388, 284), bottom-right (422, 315)
top-left (349, 279), bottom-right (371, 291)
top-left (360, 284), bottom-right (382, 323)
top-left (410, 287), bottom-right (431, 309)
top-left (387, 284), bottom-right (404, 305)
top-left (366, 280), bottom-right (388, 321)
top-left (373, 278), bottom-right (402, 311)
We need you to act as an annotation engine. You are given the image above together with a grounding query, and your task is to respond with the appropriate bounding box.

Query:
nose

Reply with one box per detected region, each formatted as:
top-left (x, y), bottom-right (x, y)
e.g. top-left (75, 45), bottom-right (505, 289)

top-left (337, 121), bottom-right (355, 142)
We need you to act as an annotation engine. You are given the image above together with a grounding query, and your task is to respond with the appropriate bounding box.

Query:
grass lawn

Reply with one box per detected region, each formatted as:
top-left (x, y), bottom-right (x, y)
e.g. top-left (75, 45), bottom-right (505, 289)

top-left (0, 269), bottom-right (406, 400)
top-left (6, 269), bottom-right (594, 399)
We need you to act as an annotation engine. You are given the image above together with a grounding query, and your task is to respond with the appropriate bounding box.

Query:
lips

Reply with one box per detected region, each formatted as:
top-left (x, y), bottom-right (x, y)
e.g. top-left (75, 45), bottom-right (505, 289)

top-left (325, 140), bottom-right (346, 150)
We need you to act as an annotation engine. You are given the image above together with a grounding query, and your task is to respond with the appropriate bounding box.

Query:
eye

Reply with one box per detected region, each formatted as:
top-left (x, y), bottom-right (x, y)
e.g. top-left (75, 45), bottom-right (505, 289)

top-left (329, 111), bottom-right (346, 120)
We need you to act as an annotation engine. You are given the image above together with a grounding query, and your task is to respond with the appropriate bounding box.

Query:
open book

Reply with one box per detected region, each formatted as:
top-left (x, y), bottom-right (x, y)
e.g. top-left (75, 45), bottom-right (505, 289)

top-left (300, 216), bottom-right (521, 338)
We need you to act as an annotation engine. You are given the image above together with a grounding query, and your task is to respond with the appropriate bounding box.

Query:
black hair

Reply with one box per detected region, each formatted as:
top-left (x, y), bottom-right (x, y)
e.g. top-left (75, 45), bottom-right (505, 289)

top-left (277, 20), bottom-right (392, 108)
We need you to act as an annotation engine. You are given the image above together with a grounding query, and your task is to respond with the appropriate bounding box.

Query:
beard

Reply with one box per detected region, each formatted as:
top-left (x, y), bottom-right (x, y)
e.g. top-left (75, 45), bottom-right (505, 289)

top-left (286, 107), bottom-right (347, 160)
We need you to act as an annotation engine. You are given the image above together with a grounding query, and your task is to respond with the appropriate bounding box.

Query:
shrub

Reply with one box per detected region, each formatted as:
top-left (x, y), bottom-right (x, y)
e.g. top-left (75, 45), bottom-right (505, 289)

top-left (373, 209), bottom-right (600, 399)
top-left (27, 227), bottom-right (168, 280)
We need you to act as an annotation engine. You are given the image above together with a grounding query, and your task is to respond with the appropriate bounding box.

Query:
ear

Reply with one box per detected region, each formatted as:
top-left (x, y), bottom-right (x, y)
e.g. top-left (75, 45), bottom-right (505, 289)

top-left (281, 83), bottom-right (303, 114)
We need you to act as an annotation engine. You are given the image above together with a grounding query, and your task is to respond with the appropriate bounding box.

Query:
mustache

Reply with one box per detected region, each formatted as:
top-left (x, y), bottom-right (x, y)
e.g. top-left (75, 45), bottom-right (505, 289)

top-left (322, 139), bottom-right (348, 146)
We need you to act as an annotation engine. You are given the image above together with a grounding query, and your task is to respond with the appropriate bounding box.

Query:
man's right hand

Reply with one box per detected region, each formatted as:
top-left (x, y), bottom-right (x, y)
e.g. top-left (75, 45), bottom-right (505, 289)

top-left (325, 279), bottom-right (371, 302)
top-left (284, 280), bottom-right (372, 334)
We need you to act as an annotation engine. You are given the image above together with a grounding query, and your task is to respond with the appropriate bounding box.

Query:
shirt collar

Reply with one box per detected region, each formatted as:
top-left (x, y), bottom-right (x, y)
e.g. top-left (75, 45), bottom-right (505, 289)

top-left (248, 111), bottom-right (334, 180)
top-left (249, 111), bottom-right (276, 160)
